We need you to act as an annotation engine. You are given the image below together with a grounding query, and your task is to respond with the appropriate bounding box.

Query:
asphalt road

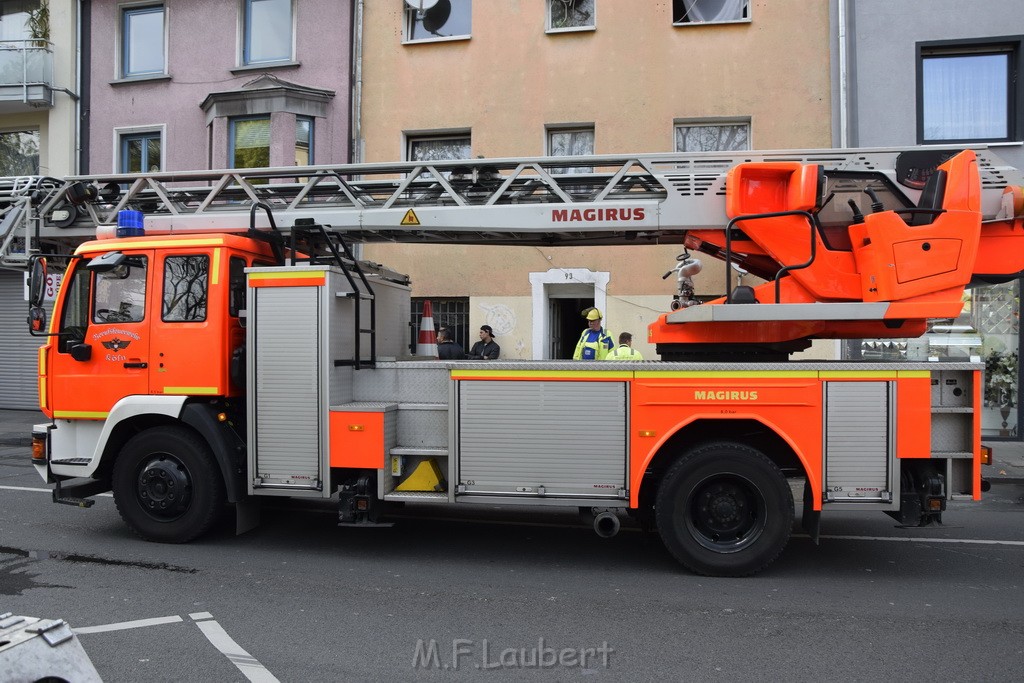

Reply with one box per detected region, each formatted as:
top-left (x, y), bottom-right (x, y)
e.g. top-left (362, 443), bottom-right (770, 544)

top-left (1, 449), bottom-right (1023, 681)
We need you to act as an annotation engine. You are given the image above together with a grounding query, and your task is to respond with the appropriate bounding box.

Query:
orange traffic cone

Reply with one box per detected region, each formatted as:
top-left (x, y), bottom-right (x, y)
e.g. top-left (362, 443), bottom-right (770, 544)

top-left (417, 299), bottom-right (438, 357)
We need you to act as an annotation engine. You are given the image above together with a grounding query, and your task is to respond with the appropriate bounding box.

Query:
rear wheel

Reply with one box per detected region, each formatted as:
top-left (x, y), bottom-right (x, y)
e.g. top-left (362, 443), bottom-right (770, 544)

top-left (112, 426), bottom-right (225, 543)
top-left (655, 442), bottom-right (793, 577)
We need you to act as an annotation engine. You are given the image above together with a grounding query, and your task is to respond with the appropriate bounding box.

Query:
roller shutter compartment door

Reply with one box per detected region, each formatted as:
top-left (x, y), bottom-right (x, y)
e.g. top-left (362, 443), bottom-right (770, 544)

top-left (0, 271), bottom-right (48, 408)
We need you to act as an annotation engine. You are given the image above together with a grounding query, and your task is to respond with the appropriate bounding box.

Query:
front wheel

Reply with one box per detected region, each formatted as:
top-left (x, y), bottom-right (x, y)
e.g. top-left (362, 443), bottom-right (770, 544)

top-left (112, 426), bottom-right (225, 543)
top-left (655, 442), bottom-right (793, 577)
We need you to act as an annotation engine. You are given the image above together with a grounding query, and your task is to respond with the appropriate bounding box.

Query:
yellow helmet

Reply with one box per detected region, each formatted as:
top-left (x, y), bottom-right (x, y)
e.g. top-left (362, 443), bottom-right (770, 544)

top-left (584, 308), bottom-right (603, 321)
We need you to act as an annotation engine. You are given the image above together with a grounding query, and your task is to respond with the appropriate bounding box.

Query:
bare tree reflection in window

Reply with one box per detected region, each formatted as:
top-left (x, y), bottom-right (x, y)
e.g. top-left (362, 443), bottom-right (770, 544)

top-left (163, 255), bottom-right (209, 322)
top-left (549, 0), bottom-right (594, 30)
top-left (675, 123), bottom-right (749, 152)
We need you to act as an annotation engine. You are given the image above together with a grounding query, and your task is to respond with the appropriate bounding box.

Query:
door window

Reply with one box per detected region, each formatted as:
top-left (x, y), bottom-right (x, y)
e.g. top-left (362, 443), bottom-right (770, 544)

top-left (93, 257), bottom-right (148, 323)
top-left (162, 255), bottom-right (209, 322)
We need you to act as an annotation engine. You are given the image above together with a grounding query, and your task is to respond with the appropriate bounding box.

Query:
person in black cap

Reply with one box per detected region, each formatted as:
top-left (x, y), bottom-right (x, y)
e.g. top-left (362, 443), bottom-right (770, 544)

top-left (468, 325), bottom-right (500, 360)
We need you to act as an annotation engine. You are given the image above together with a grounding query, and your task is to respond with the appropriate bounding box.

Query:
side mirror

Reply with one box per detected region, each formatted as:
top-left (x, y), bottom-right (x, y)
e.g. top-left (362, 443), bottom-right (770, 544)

top-left (27, 307), bottom-right (47, 334)
top-left (28, 257), bottom-right (47, 307)
top-left (69, 343), bottom-right (92, 362)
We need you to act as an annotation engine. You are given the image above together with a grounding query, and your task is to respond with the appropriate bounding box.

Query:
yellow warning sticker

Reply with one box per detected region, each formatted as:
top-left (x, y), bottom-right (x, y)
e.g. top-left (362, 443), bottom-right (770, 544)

top-left (401, 209), bottom-right (421, 226)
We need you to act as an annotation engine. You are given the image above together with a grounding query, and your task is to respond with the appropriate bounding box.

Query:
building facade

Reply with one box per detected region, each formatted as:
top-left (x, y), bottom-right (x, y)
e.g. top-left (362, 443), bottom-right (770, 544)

top-left (833, 0), bottom-right (1024, 439)
top-left (358, 0), bottom-right (834, 360)
top-left (0, 0), bottom-right (79, 408)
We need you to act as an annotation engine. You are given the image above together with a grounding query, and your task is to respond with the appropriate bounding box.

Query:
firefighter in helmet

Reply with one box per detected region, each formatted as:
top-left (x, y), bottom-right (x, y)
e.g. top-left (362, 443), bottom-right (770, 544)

top-left (573, 307), bottom-right (614, 360)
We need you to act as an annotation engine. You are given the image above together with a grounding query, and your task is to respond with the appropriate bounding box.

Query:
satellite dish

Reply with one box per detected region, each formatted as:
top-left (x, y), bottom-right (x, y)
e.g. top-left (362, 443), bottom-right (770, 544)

top-left (405, 0), bottom-right (440, 10)
top-left (421, 0), bottom-right (451, 33)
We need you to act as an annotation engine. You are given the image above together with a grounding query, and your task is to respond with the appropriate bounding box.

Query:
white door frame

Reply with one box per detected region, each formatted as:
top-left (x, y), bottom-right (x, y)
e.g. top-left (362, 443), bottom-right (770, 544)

top-left (529, 268), bottom-right (609, 359)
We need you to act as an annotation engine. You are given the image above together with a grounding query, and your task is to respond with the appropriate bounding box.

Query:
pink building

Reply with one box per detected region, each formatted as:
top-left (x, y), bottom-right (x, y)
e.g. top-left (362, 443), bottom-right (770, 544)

top-left (84, 0), bottom-right (352, 173)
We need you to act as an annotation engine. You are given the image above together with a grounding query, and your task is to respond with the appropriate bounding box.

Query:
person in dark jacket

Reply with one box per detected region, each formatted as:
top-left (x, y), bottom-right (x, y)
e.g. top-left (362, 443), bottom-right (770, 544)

top-left (468, 325), bottom-right (500, 360)
top-left (437, 328), bottom-right (465, 360)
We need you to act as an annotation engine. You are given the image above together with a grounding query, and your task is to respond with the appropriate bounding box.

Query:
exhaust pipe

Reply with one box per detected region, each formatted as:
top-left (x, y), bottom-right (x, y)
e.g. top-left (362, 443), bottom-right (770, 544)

top-left (593, 511), bottom-right (621, 538)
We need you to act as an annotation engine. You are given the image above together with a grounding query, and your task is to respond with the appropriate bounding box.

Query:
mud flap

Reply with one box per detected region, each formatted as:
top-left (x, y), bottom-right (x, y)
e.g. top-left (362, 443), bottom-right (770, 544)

top-left (801, 479), bottom-right (820, 545)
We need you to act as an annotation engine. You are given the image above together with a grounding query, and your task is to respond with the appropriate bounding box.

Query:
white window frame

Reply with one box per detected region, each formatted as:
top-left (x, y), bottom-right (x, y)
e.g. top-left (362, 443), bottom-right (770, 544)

top-left (672, 0), bottom-right (750, 27)
top-left (118, 3), bottom-right (168, 79)
top-left (112, 124), bottom-right (166, 174)
top-left (546, 0), bottom-right (596, 34)
top-left (403, 0), bottom-right (472, 44)
top-left (546, 125), bottom-right (595, 174)
top-left (241, 0), bottom-right (295, 66)
top-left (673, 118), bottom-right (751, 152)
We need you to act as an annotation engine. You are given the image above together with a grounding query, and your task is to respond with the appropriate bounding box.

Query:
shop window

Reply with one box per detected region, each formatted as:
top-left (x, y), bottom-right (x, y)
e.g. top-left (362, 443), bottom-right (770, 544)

top-left (121, 4), bottom-right (165, 77)
top-left (162, 255), bottom-right (209, 322)
top-left (674, 120), bottom-right (750, 152)
top-left (244, 0), bottom-right (293, 64)
top-left (673, 0), bottom-right (749, 25)
top-left (547, 0), bottom-right (594, 32)
top-left (405, 0), bottom-right (471, 42)
top-left (918, 39), bottom-right (1021, 143)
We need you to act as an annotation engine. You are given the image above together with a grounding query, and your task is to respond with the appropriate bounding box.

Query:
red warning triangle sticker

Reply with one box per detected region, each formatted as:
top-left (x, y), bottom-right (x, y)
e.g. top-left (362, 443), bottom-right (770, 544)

top-left (401, 209), bottom-right (421, 226)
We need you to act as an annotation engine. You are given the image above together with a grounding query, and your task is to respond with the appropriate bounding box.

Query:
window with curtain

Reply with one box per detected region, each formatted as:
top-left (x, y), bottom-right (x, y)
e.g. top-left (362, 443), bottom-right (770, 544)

top-left (231, 117), bottom-right (271, 169)
top-left (547, 127), bottom-right (595, 174)
top-left (547, 0), bottom-right (595, 31)
top-left (407, 134), bottom-right (471, 162)
top-left (674, 121), bottom-right (750, 152)
top-left (673, 0), bottom-right (749, 25)
top-left (244, 0), bottom-right (292, 64)
top-left (120, 131), bottom-right (162, 173)
top-left (405, 0), bottom-right (471, 42)
top-left (919, 42), bottom-right (1017, 143)
top-left (121, 5), bottom-right (165, 77)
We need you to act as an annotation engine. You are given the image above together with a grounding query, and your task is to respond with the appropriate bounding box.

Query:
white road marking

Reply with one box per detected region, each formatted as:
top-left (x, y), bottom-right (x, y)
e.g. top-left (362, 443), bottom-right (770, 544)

top-left (0, 484), bottom-right (112, 496)
top-left (189, 611), bottom-right (213, 620)
top-left (75, 615), bottom-right (183, 634)
top-left (195, 617), bottom-right (280, 683)
top-left (808, 534), bottom-right (1024, 547)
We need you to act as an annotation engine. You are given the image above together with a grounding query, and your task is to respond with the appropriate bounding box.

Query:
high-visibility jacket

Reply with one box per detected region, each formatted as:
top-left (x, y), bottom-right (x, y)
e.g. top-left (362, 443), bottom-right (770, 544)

top-left (604, 344), bottom-right (643, 361)
top-left (573, 327), bottom-right (614, 360)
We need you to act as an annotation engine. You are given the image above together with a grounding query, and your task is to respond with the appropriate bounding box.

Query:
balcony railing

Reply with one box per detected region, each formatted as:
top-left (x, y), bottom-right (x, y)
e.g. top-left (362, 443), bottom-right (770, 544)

top-left (0, 39), bottom-right (53, 106)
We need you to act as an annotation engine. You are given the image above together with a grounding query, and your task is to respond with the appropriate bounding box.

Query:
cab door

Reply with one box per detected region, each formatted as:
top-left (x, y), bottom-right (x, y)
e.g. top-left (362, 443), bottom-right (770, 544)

top-left (49, 251), bottom-right (153, 419)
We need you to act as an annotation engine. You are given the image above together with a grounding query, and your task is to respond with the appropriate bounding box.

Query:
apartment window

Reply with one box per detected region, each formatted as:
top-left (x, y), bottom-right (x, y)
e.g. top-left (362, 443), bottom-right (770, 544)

top-left (674, 121), bottom-right (750, 152)
top-left (407, 133), bottom-right (471, 162)
top-left (296, 116), bottom-right (313, 165)
top-left (547, 0), bottom-right (594, 32)
top-left (0, 130), bottom-right (39, 175)
top-left (120, 131), bottom-right (162, 173)
top-left (162, 255), bottom-right (208, 322)
top-left (244, 0), bottom-right (293, 65)
top-left (231, 116), bottom-right (271, 169)
top-left (0, 1), bottom-right (36, 42)
top-left (673, 0), bottom-right (749, 25)
top-left (122, 5), bottom-right (165, 77)
top-left (547, 127), bottom-right (594, 174)
top-left (918, 39), bottom-right (1022, 143)
top-left (405, 0), bottom-right (471, 42)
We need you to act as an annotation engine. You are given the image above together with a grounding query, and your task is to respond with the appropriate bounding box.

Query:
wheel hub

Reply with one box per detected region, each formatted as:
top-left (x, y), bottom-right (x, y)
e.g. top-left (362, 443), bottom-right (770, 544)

top-left (687, 475), bottom-right (765, 552)
top-left (137, 456), bottom-right (192, 520)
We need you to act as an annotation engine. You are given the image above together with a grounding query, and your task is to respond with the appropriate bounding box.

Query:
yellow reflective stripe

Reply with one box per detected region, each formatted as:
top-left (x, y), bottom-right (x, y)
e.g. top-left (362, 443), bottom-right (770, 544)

top-left (37, 346), bottom-right (47, 375)
top-left (819, 371), bottom-right (898, 379)
top-left (211, 248), bottom-right (222, 286)
top-left (77, 238), bottom-right (226, 253)
top-left (635, 371), bottom-right (819, 378)
top-left (897, 370), bottom-right (931, 378)
top-left (249, 271), bottom-right (326, 280)
top-left (452, 370), bottom-right (632, 379)
top-left (163, 386), bottom-right (220, 395)
top-left (53, 411), bottom-right (109, 419)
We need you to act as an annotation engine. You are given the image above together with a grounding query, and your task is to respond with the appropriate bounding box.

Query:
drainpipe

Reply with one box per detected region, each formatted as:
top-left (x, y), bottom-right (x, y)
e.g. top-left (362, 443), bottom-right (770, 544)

top-left (837, 0), bottom-right (849, 149)
top-left (74, 0), bottom-right (82, 174)
top-left (351, 0), bottom-right (364, 164)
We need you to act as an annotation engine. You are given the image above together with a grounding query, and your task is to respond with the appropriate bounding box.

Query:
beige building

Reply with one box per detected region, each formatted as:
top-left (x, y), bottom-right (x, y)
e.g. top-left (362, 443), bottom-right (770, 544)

top-left (358, 0), bottom-right (832, 359)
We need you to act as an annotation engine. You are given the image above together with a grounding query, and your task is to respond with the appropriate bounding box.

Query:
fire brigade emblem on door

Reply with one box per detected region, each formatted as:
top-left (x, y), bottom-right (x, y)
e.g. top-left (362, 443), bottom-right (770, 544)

top-left (101, 338), bottom-right (132, 352)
